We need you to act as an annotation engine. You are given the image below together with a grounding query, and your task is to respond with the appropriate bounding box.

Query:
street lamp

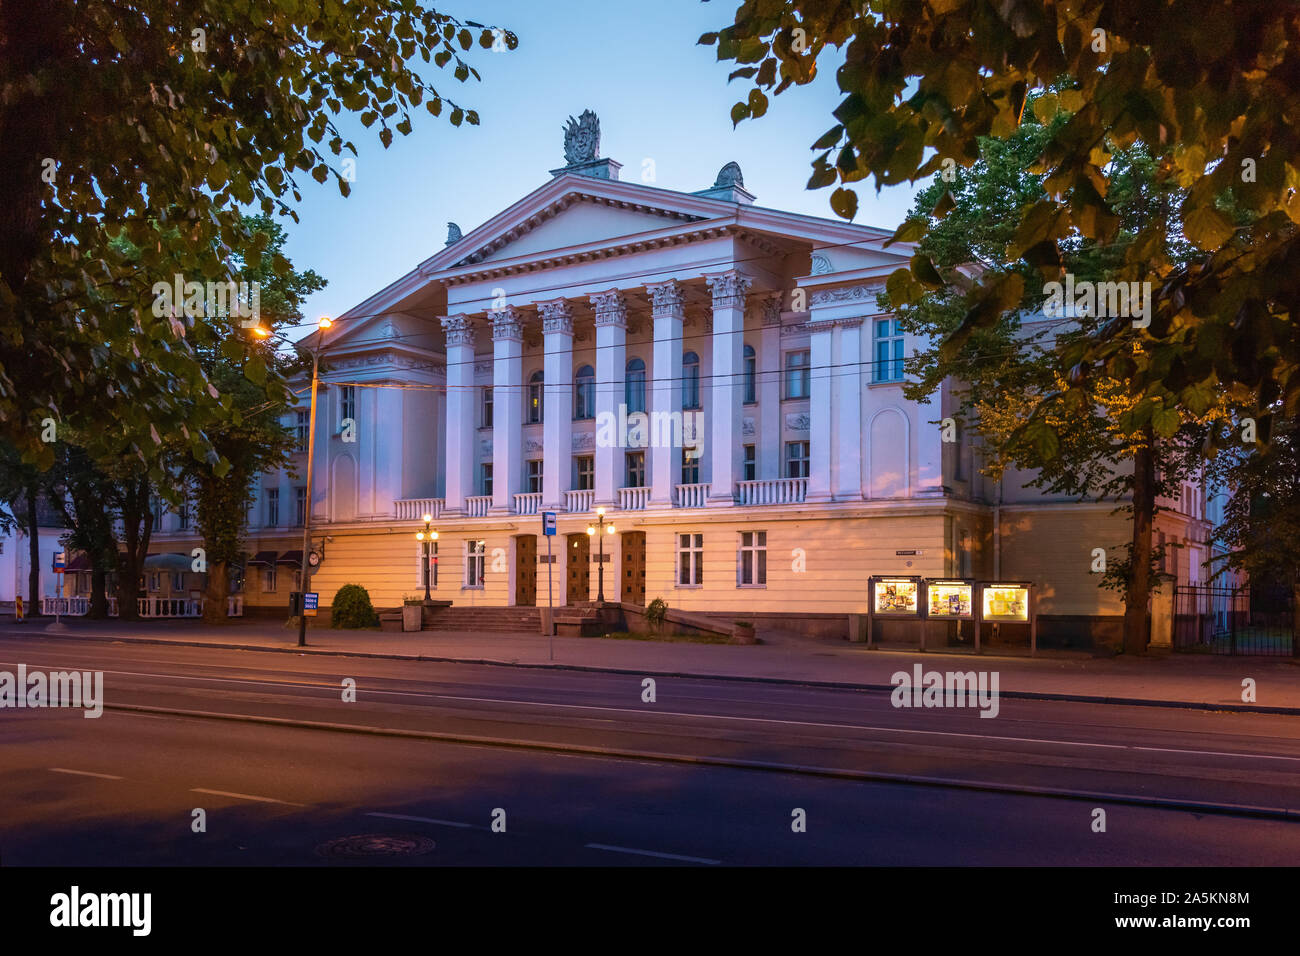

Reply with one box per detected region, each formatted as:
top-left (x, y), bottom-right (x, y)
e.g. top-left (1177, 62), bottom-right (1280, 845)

top-left (415, 513), bottom-right (438, 604)
top-left (586, 505), bottom-right (616, 604)
top-left (253, 315), bottom-right (333, 647)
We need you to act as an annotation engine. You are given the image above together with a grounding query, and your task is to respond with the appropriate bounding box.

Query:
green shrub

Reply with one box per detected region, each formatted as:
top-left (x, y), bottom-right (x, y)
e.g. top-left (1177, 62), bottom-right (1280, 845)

top-left (646, 597), bottom-right (668, 626)
top-left (331, 583), bottom-right (379, 628)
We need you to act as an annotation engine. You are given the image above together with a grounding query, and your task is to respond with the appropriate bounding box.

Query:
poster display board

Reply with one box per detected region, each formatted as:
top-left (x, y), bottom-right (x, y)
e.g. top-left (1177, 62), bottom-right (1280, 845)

top-left (980, 584), bottom-right (1031, 622)
top-left (925, 580), bottom-right (974, 619)
top-left (870, 576), bottom-right (922, 617)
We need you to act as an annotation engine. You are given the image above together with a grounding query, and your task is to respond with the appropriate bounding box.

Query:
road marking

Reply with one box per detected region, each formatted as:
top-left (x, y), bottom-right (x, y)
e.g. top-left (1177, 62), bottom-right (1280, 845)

top-left (190, 788), bottom-right (305, 807)
top-left (585, 843), bottom-right (720, 865)
top-left (366, 812), bottom-right (476, 829)
top-left (12, 660), bottom-right (1300, 766)
top-left (49, 768), bottom-right (123, 780)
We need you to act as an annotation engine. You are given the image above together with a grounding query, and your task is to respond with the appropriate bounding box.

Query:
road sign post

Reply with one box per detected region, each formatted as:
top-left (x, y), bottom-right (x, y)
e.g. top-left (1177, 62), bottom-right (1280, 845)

top-left (543, 511), bottom-right (556, 661)
top-left (52, 551), bottom-right (66, 626)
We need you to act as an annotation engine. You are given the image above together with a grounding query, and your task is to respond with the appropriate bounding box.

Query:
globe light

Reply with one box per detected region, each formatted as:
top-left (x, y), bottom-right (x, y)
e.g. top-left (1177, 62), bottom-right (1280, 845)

top-left (251, 325), bottom-right (271, 338)
top-left (318, 316), bottom-right (333, 330)
top-left (596, 506), bottom-right (606, 517)
top-left (430, 530), bottom-right (439, 540)
top-left (607, 524), bottom-right (615, 534)
top-left (586, 526), bottom-right (595, 536)
top-left (415, 531), bottom-right (425, 541)
top-left (422, 513), bottom-right (433, 523)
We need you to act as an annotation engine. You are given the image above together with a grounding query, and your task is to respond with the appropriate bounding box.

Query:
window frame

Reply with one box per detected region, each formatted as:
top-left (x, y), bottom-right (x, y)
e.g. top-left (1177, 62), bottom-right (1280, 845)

top-left (682, 351), bottom-right (701, 410)
top-left (625, 357), bottom-right (647, 414)
top-left (482, 386), bottom-right (494, 429)
top-left (526, 459), bottom-right (544, 494)
top-left (677, 532), bottom-right (704, 587)
top-left (464, 539), bottom-right (486, 589)
top-left (625, 450), bottom-right (646, 489)
top-left (738, 530), bottom-right (767, 587)
top-left (785, 440), bottom-right (810, 479)
top-left (573, 365), bottom-right (595, 420)
top-left (743, 344), bottom-right (757, 404)
top-left (574, 455), bottom-right (594, 491)
top-left (784, 350), bottom-right (811, 400)
top-left (873, 317), bottom-right (905, 383)
top-left (526, 369), bottom-right (544, 424)
top-left (742, 444), bottom-right (756, 482)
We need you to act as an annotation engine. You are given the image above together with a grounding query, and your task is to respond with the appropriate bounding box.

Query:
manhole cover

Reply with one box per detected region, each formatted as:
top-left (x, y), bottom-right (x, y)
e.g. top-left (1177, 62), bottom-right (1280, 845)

top-left (315, 834), bottom-right (436, 859)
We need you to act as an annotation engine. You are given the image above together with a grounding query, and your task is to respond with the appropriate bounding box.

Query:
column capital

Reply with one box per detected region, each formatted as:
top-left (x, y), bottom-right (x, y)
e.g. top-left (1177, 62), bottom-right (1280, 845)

top-left (759, 292), bottom-right (783, 327)
top-left (538, 298), bottom-right (575, 336)
top-left (440, 313), bottom-right (475, 347)
top-left (590, 289), bottom-right (628, 328)
top-left (706, 270), bottom-right (752, 309)
top-left (489, 306), bottom-right (524, 342)
top-left (646, 279), bottom-right (685, 318)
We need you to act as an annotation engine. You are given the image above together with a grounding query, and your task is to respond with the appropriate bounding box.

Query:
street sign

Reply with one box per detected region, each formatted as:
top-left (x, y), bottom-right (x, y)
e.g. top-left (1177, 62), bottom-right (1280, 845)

top-left (542, 511), bottom-right (557, 536)
top-left (303, 592), bottom-right (319, 617)
top-left (52, 551), bottom-right (66, 572)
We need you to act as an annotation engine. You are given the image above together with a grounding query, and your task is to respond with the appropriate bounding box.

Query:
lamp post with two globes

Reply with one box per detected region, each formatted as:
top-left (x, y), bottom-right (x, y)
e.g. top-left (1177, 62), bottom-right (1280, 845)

top-left (415, 514), bottom-right (438, 604)
top-left (586, 506), bottom-right (616, 604)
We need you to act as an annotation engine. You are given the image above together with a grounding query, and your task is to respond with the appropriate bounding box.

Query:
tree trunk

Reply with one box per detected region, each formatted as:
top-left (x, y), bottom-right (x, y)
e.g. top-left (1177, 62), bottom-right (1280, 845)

top-left (1123, 429), bottom-right (1155, 655)
top-left (114, 476), bottom-right (152, 622)
top-left (203, 561), bottom-right (229, 624)
top-left (1292, 576), bottom-right (1300, 659)
top-left (88, 567), bottom-right (108, 619)
top-left (25, 483), bottom-right (41, 615)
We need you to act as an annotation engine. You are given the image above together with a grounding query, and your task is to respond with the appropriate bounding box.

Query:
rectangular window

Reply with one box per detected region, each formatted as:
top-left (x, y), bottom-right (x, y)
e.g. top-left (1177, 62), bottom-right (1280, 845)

top-left (261, 566), bottom-right (277, 592)
top-left (172, 571), bottom-right (185, 592)
top-left (266, 489), bottom-right (279, 527)
top-left (677, 533), bottom-right (704, 586)
top-left (739, 531), bottom-right (767, 587)
top-left (574, 455), bottom-right (594, 491)
top-left (150, 496), bottom-right (164, 530)
top-left (148, 572), bottom-right (161, 592)
top-left (786, 440), bottom-right (810, 479)
top-left (340, 385), bottom-right (356, 425)
top-left (178, 500), bottom-right (190, 531)
top-left (743, 444), bottom-right (756, 482)
top-left (784, 350), bottom-right (810, 399)
top-left (527, 459), bottom-right (544, 494)
top-left (681, 449), bottom-right (700, 485)
top-left (482, 387), bottom-right (494, 429)
top-left (526, 374), bottom-right (544, 424)
top-left (465, 539), bottom-right (486, 588)
top-left (873, 318), bottom-right (905, 383)
top-left (481, 463), bottom-right (494, 497)
top-left (625, 451), bottom-right (646, 488)
top-left (295, 410), bottom-right (309, 451)
top-left (294, 487), bottom-right (306, 527)
top-left (743, 346), bottom-right (757, 404)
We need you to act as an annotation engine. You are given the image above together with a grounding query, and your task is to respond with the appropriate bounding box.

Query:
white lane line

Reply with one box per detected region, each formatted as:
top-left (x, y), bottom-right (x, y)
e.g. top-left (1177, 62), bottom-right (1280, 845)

top-left (585, 843), bottom-right (720, 865)
top-left (17, 661), bottom-right (1300, 765)
top-left (49, 767), bottom-right (123, 780)
top-left (190, 788), bottom-right (305, 807)
top-left (366, 811), bottom-right (477, 829)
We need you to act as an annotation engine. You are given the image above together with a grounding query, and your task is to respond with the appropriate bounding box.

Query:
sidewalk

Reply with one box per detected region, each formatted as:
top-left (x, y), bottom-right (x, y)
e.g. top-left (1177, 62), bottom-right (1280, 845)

top-left (5, 617), bottom-right (1298, 712)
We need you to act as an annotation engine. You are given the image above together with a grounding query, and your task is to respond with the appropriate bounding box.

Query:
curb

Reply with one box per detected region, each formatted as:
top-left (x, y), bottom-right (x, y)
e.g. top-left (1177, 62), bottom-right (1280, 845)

top-left (15, 628), bottom-right (1300, 716)
top-left (105, 701), bottom-right (1300, 824)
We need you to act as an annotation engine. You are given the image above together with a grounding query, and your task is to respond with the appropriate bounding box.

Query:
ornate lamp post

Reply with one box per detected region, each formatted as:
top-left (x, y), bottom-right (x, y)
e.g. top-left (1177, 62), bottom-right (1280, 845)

top-left (415, 514), bottom-right (438, 604)
top-left (253, 315), bottom-right (332, 648)
top-left (586, 505), bottom-right (616, 604)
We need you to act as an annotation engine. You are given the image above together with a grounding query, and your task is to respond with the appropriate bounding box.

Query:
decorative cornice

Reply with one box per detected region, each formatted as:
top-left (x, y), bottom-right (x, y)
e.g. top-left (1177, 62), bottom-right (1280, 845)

top-left (646, 279), bottom-right (685, 318)
top-left (805, 316), bottom-right (866, 333)
top-left (489, 306), bottom-right (524, 342)
top-left (707, 271), bottom-right (752, 310)
top-left (474, 360), bottom-right (492, 375)
top-left (538, 299), bottom-right (575, 335)
top-left (440, 313), bottom-right (475, 347)
top-left (780, 319), bottom-right (807, 337)
top-left (590, 289), bottom-right (628, 328)
top-left (809, 283), bottom-right (882, 306)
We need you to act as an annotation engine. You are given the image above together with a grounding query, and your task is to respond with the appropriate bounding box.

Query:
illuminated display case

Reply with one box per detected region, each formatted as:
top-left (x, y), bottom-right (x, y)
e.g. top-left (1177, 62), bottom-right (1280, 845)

top-left (980, 583), bottom-right (1031, 622)
top-left (926, 580), bottom-right (974, 619)
top-left (870, 576), bottom-right (922, 617)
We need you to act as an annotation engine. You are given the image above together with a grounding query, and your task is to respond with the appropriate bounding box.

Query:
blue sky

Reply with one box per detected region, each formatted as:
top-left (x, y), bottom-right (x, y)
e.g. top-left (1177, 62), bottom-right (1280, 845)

top-left (284, 0), bottom-right (924, 334)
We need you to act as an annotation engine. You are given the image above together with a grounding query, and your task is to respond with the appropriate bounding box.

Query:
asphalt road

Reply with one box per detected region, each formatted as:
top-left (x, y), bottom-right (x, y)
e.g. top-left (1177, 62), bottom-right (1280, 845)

top-left (1, 633), bottom-right (1298, 865)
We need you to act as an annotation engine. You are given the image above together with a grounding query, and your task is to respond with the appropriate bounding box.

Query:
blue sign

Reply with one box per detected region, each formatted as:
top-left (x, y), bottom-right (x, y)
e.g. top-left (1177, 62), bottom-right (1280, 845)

top-left (303, 592), bottom-right (319, 616)
top-left (52, 551), bottom-right (66, 572)
top-left (543, 511), bottom-right (557, 536)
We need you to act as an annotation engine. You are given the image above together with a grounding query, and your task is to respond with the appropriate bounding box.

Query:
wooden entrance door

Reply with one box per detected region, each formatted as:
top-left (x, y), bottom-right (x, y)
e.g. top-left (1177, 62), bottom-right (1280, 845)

top-left (566, 533), bottom-right (590, 605)
top-left (621, 531), bottom-right (646, 606)
top-left (515, 534), bottom-right (536, 607)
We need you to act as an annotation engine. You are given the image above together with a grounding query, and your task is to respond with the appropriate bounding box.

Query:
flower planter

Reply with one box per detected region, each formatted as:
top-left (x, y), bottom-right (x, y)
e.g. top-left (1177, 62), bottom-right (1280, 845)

top-left (402, 605), bottom-right (423, 632)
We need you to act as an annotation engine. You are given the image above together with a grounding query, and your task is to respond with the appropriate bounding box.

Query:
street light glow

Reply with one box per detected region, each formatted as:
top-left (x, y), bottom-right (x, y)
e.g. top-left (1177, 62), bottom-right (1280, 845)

top-left (596, 506), bottom-right (606, 517)
top-left (251, 325), bottom-right (271, 338)
top-left (422, 513), bottom-right (433, 523)
top-left (586, 526), bottom-right (595, 536)
top-left (416, 531), bottom-right (425, 541)
top-left (318, 316), bottom-right (333, 330)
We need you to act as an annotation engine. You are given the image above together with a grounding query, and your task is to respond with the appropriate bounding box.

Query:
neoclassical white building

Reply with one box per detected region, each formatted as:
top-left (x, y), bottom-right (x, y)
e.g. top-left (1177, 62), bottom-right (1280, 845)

top-left (153, 114), bottom-right (1209, 643)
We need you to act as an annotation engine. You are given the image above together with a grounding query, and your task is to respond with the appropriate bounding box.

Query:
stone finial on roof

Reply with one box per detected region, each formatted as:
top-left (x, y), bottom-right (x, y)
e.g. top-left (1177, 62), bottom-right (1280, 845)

top-left (714, 161), bottom-right (744, 188)
top-left (445, 222), bottom-right (463, 246)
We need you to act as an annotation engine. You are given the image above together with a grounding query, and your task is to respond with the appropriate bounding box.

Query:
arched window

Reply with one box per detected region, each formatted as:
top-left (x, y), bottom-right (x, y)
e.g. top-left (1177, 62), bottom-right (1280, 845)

top-left (743, 344), bottom-right (756, 404)
top-left (573, 365), bottom-right (595, 420)
top-left (527, 369), bottom-right (544, 424)
top-left (625, 357), bottom-right (646, 413)
top-left (682, 352), bottom-right (700, 409)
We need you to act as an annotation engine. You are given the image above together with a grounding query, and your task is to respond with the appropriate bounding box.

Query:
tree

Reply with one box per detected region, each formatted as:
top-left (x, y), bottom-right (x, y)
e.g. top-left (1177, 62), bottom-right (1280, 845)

top-left (0, 1), bottom-right (514, 472)
top-left (43, 443), bottom-right (120, 618)
top-left (702, 0), bottom-right (1300, 449)
top-left (0, 444), bottom-right (49, 615)
top-left (890, 102), bottom-right (1209, 653)
top-left (183, 215), bottom-right (321, 624)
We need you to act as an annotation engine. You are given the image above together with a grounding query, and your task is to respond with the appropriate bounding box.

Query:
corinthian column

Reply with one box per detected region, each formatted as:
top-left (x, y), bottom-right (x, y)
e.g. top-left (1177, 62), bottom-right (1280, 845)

top-left (590, 289), bottom-right (627, 508)
top-left (489, 306), bottom-right (524, 514)
top-left (647, 280), bottom-right (684, 507)
top-left (540, 299), bottom-right (574, 510)
top-left (706, 270), bottom-right (750, 503)
top-left (440, 314), bottom-right (476, 515)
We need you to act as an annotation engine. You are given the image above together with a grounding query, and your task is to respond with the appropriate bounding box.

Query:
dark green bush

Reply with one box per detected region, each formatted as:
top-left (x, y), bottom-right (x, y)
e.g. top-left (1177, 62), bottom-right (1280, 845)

top-left (331, 583), bottom-right (379, 628)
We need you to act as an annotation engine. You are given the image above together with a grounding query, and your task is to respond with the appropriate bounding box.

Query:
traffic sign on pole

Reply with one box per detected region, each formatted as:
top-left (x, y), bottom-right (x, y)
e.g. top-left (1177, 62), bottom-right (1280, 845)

top-left (543, 511), bottom-right (557, 536)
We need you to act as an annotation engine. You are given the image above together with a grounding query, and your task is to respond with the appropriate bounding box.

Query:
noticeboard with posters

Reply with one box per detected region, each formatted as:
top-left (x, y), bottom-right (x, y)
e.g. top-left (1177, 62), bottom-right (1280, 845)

top-left (870, 576), bottom-right (922, 617)
top-left (926, 579), bottom-right (974, 619)
top-left (980, 583), bottom-right (1032, 622)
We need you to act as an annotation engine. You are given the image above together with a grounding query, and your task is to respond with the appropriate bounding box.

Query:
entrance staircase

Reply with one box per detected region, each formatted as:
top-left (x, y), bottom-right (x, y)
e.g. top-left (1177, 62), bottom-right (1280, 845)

top-left (422, 605), bottom-right (543, 632)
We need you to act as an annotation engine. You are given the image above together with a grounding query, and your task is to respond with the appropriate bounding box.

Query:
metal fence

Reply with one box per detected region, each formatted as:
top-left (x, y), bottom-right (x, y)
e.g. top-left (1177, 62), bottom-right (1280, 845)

top-left (1173, 585), bottom-right (1296, 656)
